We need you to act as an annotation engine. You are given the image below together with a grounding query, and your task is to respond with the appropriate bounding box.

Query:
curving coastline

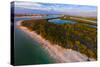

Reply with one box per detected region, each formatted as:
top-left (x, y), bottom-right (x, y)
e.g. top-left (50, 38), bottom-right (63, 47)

top-left (16, 20), bottom-right (95, 63)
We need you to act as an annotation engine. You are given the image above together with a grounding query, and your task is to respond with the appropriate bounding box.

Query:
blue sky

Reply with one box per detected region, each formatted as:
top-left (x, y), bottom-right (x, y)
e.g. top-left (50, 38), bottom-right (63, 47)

top-left (14, 1), bottom-right (97, 17)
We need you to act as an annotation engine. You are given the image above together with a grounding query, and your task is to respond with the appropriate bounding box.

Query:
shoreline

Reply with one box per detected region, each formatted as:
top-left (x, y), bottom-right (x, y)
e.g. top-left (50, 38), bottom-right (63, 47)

top-left (16, 20), bottom-right (95, 63)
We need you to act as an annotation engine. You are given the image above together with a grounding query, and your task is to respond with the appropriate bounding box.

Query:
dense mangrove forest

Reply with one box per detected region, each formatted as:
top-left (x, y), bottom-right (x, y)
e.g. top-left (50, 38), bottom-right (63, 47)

top-left (21, 16), bottom-right (97, 59)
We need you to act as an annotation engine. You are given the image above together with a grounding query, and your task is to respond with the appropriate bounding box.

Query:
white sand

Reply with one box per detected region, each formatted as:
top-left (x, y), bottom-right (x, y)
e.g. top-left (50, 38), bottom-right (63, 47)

top-left (16, 20), bottom-right (95, 63)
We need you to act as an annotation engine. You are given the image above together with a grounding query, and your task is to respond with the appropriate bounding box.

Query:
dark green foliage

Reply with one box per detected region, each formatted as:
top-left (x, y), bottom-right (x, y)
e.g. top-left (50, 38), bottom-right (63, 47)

top-left (21, 19), bottom-right (97, 59)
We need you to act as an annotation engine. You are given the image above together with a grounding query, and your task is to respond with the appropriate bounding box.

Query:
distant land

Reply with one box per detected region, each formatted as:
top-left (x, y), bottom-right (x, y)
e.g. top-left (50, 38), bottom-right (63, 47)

top-left (12, 1), bottom-right (97, 65)
top-left (12, 1), bottom-right (97, 18)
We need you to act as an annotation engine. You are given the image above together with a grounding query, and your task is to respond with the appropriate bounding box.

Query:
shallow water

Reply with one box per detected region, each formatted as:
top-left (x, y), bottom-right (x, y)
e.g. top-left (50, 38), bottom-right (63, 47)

top-left (14, 17), bottom-right (55, 65)
top-left (48, 19), bottom-right (76, 24)
top-left (13, 15), bottom-right (96, 65)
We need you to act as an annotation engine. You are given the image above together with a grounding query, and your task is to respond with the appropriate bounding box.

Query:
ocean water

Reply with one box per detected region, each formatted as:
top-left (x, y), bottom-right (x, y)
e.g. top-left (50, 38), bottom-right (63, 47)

top-left (14, 17), bottom-right (55, 65)
top-left (14, 16), bottom-right (95, 65)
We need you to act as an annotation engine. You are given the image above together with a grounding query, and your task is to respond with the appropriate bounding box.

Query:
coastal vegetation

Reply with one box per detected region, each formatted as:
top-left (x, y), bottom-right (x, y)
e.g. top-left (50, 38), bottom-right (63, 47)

top-left (21, 16), bottom-right (97, 59)
top-left (60, 16), bottom-right (97, 26)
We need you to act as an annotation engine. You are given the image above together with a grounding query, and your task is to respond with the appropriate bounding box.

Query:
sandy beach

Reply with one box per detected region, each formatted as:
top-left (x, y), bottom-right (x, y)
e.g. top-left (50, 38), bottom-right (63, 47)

top-left (16, 20), bottom-right (95, 63)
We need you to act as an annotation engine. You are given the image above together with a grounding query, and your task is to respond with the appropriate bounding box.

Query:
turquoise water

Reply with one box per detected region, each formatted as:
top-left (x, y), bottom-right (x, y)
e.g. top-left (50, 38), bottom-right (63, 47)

top-left (14, 16), bottom-right (96, 65)
top-left (48, 19), bottom-right (96, 28)
top-left (14, 17), bottom-right (55, 65)
top-left (48, 19), bottom-right (76, 24)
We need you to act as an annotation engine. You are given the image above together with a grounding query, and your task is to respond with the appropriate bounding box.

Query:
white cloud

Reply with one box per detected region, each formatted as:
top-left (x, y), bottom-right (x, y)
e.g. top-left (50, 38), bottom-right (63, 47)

top-left (15, 1), bottom-right (60, 11)
top-left (14, 1), bottom-right (97, 15)
top-left (15, 1), bottom-right (42, 6)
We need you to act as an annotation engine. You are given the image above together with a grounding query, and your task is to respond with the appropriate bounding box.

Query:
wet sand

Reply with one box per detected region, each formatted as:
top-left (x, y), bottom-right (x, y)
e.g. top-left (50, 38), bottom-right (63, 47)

top-left (16, 20), bottom-right (95, 63)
